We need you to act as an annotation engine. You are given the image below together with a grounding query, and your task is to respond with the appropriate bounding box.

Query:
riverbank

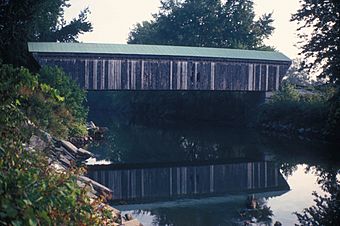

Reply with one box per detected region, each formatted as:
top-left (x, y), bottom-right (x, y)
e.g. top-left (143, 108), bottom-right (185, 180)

top-left (57, 121), bottom-right (145, 226)
top-left (256, 84), bottom-right (339, 142)
top-left (29, 127), bottom-right (143, 226)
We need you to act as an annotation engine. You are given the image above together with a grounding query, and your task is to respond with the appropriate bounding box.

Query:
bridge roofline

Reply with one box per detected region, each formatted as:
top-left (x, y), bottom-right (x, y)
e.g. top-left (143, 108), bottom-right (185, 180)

top-left (28, 42), bottom-right (291, 63)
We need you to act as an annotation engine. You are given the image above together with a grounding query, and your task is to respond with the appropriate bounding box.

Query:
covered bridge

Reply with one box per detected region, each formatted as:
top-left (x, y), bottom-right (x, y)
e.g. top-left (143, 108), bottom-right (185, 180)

top-left (28, 42), bottom-right (291, 91)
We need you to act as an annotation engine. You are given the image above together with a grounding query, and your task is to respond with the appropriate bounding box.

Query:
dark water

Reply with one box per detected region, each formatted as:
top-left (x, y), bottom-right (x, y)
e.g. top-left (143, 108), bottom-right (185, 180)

top-left (87, 112), bottom-right (339, 226)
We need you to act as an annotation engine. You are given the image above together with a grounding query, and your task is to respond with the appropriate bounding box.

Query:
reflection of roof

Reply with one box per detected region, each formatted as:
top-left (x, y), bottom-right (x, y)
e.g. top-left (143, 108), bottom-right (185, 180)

top-left (28, 42), bottom-right (291, 62)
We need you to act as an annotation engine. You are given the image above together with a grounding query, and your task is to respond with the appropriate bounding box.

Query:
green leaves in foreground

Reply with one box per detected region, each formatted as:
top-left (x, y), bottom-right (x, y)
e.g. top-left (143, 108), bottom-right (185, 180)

top-left (0, 140), bottom-right (113, 225)
top-left (0, 63), bottom-right (88, 139)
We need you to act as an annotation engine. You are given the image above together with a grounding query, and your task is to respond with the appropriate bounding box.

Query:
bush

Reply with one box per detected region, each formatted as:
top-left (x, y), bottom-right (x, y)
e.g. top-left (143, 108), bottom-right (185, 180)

top-left (39, 66), bottom-right (88, 122)
top-left (257, 83), bottom-right (333, 132)
top-left (0, 138), bottom-right (113, 225)
top-left (0, 63), bottom-right (113, 225)
top-left (0, 63), bottom-right (88, 139)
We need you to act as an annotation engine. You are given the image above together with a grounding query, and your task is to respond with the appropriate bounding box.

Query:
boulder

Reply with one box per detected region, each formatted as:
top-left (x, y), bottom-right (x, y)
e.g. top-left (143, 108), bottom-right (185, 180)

top-left (87, 121), bottom-right (97, 130)
top-left (29, 135), bottom-right (48, 151)
top-left (124, 213), bottom-right (133, 221)
top-left (79, 176), bottom-right (112, 196)
top-left (123, 219), bottom-right (143, 226)
top-left (60, 140), bottom-right (78, 156)
top-left (77, 148), bottom-right (94, 160)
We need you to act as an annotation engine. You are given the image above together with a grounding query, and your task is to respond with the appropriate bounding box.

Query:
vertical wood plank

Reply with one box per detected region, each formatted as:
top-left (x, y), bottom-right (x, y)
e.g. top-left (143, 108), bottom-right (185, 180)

top-left (118, 60), bottom-right (122, 89)
top-left (264, 162), bottom-right (268, 188)
top-left (183, 62), bottom-right (188, 90)
top-left (84, 60), bottom-right (89, 89)
top-left (131, 60), bottom-right (135, 89)
top-left (253, 64), bottom-right (256, 90)
top-left (210, 165), bottom-right (214, 192)
top-left (101, 60), bottom-right (105, 90)
top-left (108, 60), bottom-right (112, 89)
top-left (258, 64), bottom-right (262, 91)
top-left (141, 60), bottom-right (145, 90)
top-left (93, 60), bottom-right (98, 90)
top-left (169, 168), bottom-right (173, 196)
top-left (248, 64), bottom-right (253, 90)
top-left (265, 64), bottom-right (269, 91)
top-left (194, 62), bottom-right (198, 90)
top-left (126, 60), bottom-right (130, 89)
top-left (169, 61), bottom-right (173, 90)
top-left (177, 62), bottom-right (181, 90)
top-left (276, 65), bottom-right (280, 90)
top-left (210, 62), bottom-right (215, 90)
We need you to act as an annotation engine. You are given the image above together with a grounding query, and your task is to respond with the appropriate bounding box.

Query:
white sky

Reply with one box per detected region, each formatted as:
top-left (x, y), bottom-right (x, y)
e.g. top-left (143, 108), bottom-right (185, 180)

top-left (65, 0), bottom-right (301, 59)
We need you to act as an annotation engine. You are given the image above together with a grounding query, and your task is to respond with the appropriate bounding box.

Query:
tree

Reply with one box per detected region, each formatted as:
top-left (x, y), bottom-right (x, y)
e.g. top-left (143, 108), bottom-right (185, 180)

top-left (283, 59), bottom-right (313, 86)
top-left (0, 0), bottom-right (92, 68)
top-left (291, 0), bottom-right (340, 83)
top-left (128, 0), bottom-right (274, 50)
top-left (292, 1), bottom-right (340, 140)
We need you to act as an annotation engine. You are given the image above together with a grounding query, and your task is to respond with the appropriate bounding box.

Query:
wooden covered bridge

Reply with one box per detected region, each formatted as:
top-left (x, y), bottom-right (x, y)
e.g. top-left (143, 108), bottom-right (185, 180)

top-left (28, 42), bottom-right (291, 91)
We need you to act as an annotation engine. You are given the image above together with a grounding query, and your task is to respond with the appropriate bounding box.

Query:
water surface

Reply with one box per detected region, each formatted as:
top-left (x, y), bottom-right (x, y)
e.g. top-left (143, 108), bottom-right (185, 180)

top-left (87, 113), bottom-right (339, 225)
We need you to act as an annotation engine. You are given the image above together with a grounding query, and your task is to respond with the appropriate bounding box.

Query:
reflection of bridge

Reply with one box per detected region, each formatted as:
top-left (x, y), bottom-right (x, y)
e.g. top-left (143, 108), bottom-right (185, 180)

top-left (87, 161), bottom-right (289, 202)
top-left (29, 42), bottom-right (291, 91)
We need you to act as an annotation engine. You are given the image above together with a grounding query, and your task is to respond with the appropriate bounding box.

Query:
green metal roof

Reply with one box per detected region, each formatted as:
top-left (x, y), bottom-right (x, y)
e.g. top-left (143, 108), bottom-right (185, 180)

top-left (28, 42), bottom-right (291, 62)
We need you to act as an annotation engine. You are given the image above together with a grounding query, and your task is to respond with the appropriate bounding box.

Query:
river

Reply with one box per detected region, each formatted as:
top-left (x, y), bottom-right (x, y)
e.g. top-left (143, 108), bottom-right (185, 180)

top-left (86, 111), bottom-right (339, 226)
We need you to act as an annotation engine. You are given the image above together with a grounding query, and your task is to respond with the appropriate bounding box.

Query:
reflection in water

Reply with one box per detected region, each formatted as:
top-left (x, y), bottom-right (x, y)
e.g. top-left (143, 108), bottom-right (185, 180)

top-left (87, 161), bottom-right (289, 202)
top-left (295, 166), bottom-right (340, 225)
top-left (88, 120), bottom-right (268, 164)
top-left (86, 113), bottom-right (339, 225)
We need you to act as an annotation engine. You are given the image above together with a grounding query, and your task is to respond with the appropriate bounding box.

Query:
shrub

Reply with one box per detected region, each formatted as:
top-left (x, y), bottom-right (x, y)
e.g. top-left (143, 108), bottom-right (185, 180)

top-left (0, 63), bottom-right (113, 225)
top-left (0, 63), bottom-right (88, 138)
top-left (0, 137), bottom-right (113, 225)
top-left (257, 83), bottom-right (332, 131)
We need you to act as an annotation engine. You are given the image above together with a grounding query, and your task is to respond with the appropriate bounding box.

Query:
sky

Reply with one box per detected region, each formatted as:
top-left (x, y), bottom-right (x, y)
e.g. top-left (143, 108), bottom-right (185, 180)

top-left (65, 0), bottom-right (302, 59)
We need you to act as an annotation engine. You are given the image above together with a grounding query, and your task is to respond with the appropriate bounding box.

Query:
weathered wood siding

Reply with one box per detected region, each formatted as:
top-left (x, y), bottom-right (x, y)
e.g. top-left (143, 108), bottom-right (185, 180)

top-left (34, 54), bottom-right (290, 91)
top-left (87, 161), bottom-right (289, 201)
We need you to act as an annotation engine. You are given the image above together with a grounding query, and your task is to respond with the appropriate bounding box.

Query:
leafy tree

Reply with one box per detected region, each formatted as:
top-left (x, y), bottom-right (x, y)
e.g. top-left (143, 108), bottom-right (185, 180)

top-left (291, 1), bottom-right (340, 140)
top-left (0, 0), bottom-right (92, 68)
top-left (128, 0), bottom-right (274, 50)
top-left (283, 59), bottom-right (315, 86)
top-left (291, 0), bottom-right (340, 83)
top-left (39, 67), bottom-right (88, 124)
top-left (0, 63), bottom-right (87, 138)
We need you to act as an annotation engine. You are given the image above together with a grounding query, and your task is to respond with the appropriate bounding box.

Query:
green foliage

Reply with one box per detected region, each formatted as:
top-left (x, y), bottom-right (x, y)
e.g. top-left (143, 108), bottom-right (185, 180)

top-left (128, 0), bottom-right (274, 50)
top-left (291, 1), bottom-right (340, 140)
top-left (0, 63), bottom-right (87, 139)
top-left (0, 1), bottom-right (112, 224)
top-left (0, 133), bottom-right (113, 225)
top-left (0, 64), bottom-right (112, 225)
top-left (270, 83), bottom-right (300, 102)
top-left (291, 0), bottom-right (340, 83)
top-left (39, 66), bottom-right (88, 124)
top-left (0, 0), bottom-right (92, 68)
top-left (324, 88), bottom-right (340, 140)
top-left (257, 84), bottom-right (333, 131)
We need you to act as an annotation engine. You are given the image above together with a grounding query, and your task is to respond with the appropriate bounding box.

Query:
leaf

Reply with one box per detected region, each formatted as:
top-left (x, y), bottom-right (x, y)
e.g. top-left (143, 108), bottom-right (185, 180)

top-left (11, 220), bottom-right (23, 226)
